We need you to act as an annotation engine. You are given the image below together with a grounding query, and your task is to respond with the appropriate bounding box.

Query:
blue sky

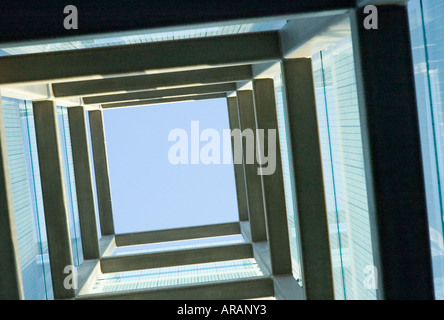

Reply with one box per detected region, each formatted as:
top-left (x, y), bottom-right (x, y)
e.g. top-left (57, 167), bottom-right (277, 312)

top-left (102, 98), bottom-right (239, 234)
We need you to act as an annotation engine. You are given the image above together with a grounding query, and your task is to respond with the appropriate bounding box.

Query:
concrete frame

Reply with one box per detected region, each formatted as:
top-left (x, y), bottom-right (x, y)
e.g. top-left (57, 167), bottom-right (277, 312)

top-left (68, 106), bottom-right (101, 259)
top-left (226, 96), bottom-right (249, 222)
top-left (236, 90), bottom-right (268, 243)
top-left (100, 243), bottom-right (253, 273)
top-left (252, 78), bottom-right (292, 276)
top-left (101, 93), bottom-right (227, 109)
top-left (77, 277), bottom-right (274, 300)
top-left (115, 222), bottom-right (241, 246)
top-left (1, 0), bottom-right (439, 302)
top-left (88, 110), bottom-right (115, 236)
top-left (84, 83), bottom-right (237, 105)
top-left (0, 33), bottom-right (279, 85)
top-left (32, 100), bottom-right (75, 299)
top-left (52, 65), bottom-right (253, 98)
top-left (282, 58), bottom-right (334, 300)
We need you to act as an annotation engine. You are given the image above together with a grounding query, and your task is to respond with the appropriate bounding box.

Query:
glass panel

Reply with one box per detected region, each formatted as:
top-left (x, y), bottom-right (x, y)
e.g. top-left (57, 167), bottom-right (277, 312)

top-left (273, 69), bottom-right (303, 284)
top-left (57, 106), bottom-right (84, 267)
top-left (408, 0), bottom-right (444, 299)
top-left (0, 20), bottom-right (287, 56)
top-left (311, 33), bottom-right (376, 300)
top-left (89, 259), bottom-right (263, 293)
top-left (2, 96), bottom-right (53, 299)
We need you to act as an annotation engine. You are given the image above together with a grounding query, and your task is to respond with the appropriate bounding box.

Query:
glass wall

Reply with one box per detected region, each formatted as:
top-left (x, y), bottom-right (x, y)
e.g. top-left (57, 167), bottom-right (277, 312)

top-left (311, 33), bottom-right (376, 300)
top-left (1, 97), bottom-right (53, 300)
top-left (408, 0), bottom-right (444, 299)
top-left (273, 70), bottom-right (303, 284)
top-left (57, 106), bottom-right (84, 267)
top-left (89, 259), bottom-right (263, 294)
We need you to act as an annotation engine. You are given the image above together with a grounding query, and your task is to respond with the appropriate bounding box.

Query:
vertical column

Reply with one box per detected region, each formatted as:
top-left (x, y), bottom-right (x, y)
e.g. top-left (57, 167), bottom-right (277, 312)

top-left (33, 100), bottom-right (75, 299)
top-left (68, 106), bottom-right (100, 259)
top-left (226, 96), bottom-right (249, 222)
top-left (252, 79), bottom-right (292, 275)
top-left (351, 5), bottom-right (434, 299)
top-left (0, 96), bottom-right (24, 299)
top-left (89, 110), bottom-right (115, 236)
top-left (237, 90), bottom-right (267, 242)
top-left (282, 58), bottom-right (334, 299)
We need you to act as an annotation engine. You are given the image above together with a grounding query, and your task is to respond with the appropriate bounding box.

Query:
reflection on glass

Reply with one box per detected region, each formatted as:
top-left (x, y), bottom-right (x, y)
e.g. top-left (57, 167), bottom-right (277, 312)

top-left (89, 259), bottom-right (263, 293)
top-left (0, 20), bottom-right (287, 56)
top-left (408, 0), bottom-right (444, 300)
top-left (273, 70), bottom-right (303, 284)
top-left (57, 106), bottom-right (84, 267)
top-left (2, 97), bottom-right (53, 299)
top-left (312, 33), bottom-right (376, 300)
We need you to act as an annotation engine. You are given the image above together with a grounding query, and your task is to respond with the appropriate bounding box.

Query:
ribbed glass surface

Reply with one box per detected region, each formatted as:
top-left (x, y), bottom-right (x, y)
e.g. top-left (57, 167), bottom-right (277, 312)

top-left (113, 235), bottom-right (245, 256)
top-left (0, 20), bottom-right (287, 56)
top-left (408, 0), bottom-right (444, 300)
top-left (89, 259), bottom-right (263, 293)
top-left (57, 106), bottom-right (83, 267)
top-left (2, 96), bottom-right (53, 300)
top-left (312, 34), bottom-right (376, 300)
top-left (273, 70), bottom-right (302, 284)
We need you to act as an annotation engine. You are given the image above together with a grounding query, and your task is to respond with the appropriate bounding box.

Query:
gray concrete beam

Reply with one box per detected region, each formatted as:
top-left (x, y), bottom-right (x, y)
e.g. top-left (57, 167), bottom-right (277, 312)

top-left (226, 96), bottom-right (249, 222)
top-left (67, 106), bottom-right (100, 259)
top-left (282, 58), bottom-right (334, 300)
top-left (33, 100), bottom-right (75, 299)
top-left (252, 78), bottom-right (292, 276)
top-left (84, 83), bottom-right (237, 105)
top-left (101, 93), bottom-right (226, 109)
top-left (0, 32), bottom-right (279, 85)
top-left (0, 96), bottom-right (24, 300)
top-left (280, 13), bottom-right (348, 59)
top-left (236, 90), bottom-right (268, 242)
top-left (53, 65), bottom-right (252, 98)
top-left (357, 0), bottom-right (408, 6)
top-left (88, 110), bottom-right (115, 236)
top-left (77, 277), bottom-right (274, 300)
top-left (115, 222), bottom-right (241, 247)
top-left (100, 243), bottom-right (253, 273)
top-left (239, 221), bottom-right (304, 300)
